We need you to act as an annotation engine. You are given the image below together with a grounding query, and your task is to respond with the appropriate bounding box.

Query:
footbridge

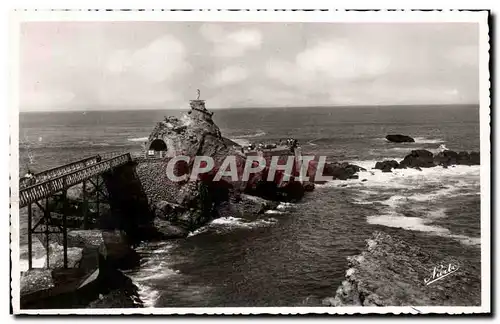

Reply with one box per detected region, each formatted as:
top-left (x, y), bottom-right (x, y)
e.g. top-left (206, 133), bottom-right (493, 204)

top-left (18, 153), bottom-right (133, 270)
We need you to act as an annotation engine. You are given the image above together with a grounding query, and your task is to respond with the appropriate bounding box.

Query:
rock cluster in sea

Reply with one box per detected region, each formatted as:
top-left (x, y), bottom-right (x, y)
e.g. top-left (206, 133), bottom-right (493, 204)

top-left (374, 149), bottom-right (480, 172)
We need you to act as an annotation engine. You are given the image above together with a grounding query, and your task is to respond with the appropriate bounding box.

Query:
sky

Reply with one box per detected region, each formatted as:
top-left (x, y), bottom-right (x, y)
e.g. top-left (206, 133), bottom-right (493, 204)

top-left (19, 22), bottom-right (479, 111)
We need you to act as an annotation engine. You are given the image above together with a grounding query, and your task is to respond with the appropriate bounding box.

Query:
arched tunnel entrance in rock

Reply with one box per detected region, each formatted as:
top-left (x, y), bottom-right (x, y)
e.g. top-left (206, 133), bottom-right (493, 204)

top-left (148, 139), bottom-right (168, 158)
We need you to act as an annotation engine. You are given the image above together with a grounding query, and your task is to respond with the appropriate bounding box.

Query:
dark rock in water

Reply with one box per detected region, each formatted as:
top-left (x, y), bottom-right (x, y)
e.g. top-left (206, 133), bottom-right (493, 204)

top-left (374, 160), bottom-right (399, 172)
top-left (98, 231), bottom-right (140, 270)
top-left (431, 150), bottom-right (480, 167)
top-left (469, 151), bottom-right (480, 165)
top-left (434, 150), bottom-right (459, 167)
top-left (455, 151), bottom-right (480, 166)
top-left (385, 134), bottom-right (415, 143)
top-left (89, 268), bottom-right (142, 308)
top-left (323, 162), bottom-right (366, 180)
top-left (153, 219), bottom-right (189, 239)
top-left (324, 231), bottom-right (480, 306)
top-left (303, 182), bottom-right (315, 191)
top-left (232, 194), bottom-right (279, 216)
top-left (399, 149), bottom-right (435, 169)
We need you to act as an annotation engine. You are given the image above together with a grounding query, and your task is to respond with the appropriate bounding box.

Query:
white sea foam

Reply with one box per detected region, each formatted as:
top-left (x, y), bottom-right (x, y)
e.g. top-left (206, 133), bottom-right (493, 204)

top-left (133, 283), bottom-right (160, 307)
top-left (265, 210), bottom-right (284, 214)
top-left (413, 137), bottom-right (445, 144)
top-left (188, 216), bottom-right (278, 237)
top-left (126, 242), bottom-right (180, 307)
top-left (277, 202), bottom-right (295, 210)
top-left (230, 131), bottom-right (267, 147)
top-left (233, 130), bottom-right (266, 139)
top-left (335, 161), bottom-right (480, 246)
top-left (231, 138), bottom-right (251, 147)
top-left (211, 216), bottom-right (278, 227)
top-left (367, 214), bottom-right (450, 234)
top-left (127, 136), bottom-right (148, 142)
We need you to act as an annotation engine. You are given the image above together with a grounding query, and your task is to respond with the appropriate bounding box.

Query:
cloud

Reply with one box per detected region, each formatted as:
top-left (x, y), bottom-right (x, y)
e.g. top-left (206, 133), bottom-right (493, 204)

top-left (19, 22), bottom-right (479, 110)
top-left (200, 24), bottom-right (262, 57)
top-left (106, 35), bottom-right (191, 83)
top-left (209, 66), bottom-right (249, 87)
top-left (265, 34), bottom-right (478, 106)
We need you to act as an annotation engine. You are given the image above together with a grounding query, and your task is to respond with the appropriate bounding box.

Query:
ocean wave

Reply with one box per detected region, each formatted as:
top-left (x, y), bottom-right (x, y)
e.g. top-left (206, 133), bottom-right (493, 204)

top-left (265, 210), bottom-right (284, 214)
top-left (277, 202), bottom-right (295, 210)
top-left (211, 216), bottom-right (278, 227)
top-left (367, 213), bottom-right (450, 234)
top-left (413, 136), bottom-right (445, 144)
top-left (367, 213), bottom-right (480, 247)
top-left (127, 137), bottom-right (149, 142)
top-left (126, 243), bottom-right (179, 307)
top-left (233, 130), bottom-right (266, 139)
top-left (230, 138), bottom-right (251, 147)
top-left (188, 216), bottom-right (278, 237)
top-left (133, 283), bottom-right (160, 307)
top-left (326, 160), bottom-right (480, 246)
top-left (229, 131), bottom-right (267, 147)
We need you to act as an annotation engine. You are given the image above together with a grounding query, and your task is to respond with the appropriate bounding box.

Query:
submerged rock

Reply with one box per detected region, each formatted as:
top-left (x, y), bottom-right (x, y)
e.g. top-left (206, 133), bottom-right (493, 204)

top-left (385, 134), bottom-right (415, 143)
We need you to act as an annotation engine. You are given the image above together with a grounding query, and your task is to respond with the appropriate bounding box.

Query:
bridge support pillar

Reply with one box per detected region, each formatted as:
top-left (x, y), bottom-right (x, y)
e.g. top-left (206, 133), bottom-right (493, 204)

top-left (27, 203), bottom-right (32, 270)
top-left (62, 189), bottom-right (68, 269)
top-left (82, 180), bottom-right (88, 229)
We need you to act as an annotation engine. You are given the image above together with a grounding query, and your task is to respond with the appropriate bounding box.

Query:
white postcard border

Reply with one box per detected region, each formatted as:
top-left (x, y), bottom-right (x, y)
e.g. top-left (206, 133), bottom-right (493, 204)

top-left (9, 9), bottom-right (491, 315)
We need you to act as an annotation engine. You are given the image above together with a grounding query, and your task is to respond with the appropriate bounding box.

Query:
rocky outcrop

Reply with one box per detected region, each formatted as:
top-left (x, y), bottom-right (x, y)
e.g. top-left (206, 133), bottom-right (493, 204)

top-left (323, 162), bottom-right (366, 180)
top-left (323, 231), bottom-right (480, 307)
top-left (385, 134), bottom-right (415, 143)
top-left (374, 160), bottom-right (399, 173)
top-left (375, 150), bottom-right (480, 171)
top-left (231, 194), bottom-right (280, 216)
top-left (435, 150), bottom-right (480, 167)
top-left (399, 149), bottom-right (435, 168)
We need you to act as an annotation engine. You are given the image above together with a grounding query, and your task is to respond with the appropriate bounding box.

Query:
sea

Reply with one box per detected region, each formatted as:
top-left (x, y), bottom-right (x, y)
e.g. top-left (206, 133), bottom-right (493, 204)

top-left (18, 105), bottom-right (482, 307)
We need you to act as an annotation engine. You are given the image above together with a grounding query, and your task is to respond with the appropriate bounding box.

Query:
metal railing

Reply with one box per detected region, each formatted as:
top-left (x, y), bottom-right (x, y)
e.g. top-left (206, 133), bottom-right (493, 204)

top-left (19, 153), bottom-right (131, 208)
top-left (19, 156), bottom-right (100, 189)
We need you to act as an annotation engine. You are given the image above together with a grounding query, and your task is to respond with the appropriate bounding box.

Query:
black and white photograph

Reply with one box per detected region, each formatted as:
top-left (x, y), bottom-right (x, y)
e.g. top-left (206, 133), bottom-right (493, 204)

top-left (9, 10), bottom-right (490, 315)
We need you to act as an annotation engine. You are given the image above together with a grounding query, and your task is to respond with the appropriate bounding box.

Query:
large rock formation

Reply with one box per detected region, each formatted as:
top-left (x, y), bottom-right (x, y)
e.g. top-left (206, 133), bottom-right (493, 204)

top-left (386, 134), bottom-right (415, 143)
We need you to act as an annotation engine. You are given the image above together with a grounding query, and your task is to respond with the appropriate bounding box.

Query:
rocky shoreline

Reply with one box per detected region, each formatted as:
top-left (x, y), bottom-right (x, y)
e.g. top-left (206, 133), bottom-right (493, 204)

top-left (322, 231), bottom-right (481, 307)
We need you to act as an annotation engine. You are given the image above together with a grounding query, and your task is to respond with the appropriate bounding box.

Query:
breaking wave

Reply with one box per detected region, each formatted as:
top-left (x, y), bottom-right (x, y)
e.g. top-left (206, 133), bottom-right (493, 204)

top-left (233, 130), bottom-right (266, 139)
top-left (127, 136), bottom-right (149, 142)
top-left (188, 216), bottom-right (278, 237)
top-left (324, 161), bottom-right (480, 246)
top-left (125, 241), bottom-right (178, 307)
top-left (413, 136), bottom-right (445, 144)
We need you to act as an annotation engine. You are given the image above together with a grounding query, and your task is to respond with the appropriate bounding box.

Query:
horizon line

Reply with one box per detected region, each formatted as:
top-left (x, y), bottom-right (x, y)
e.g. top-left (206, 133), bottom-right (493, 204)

top-left (19, 103), bottom-right (480, 113)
